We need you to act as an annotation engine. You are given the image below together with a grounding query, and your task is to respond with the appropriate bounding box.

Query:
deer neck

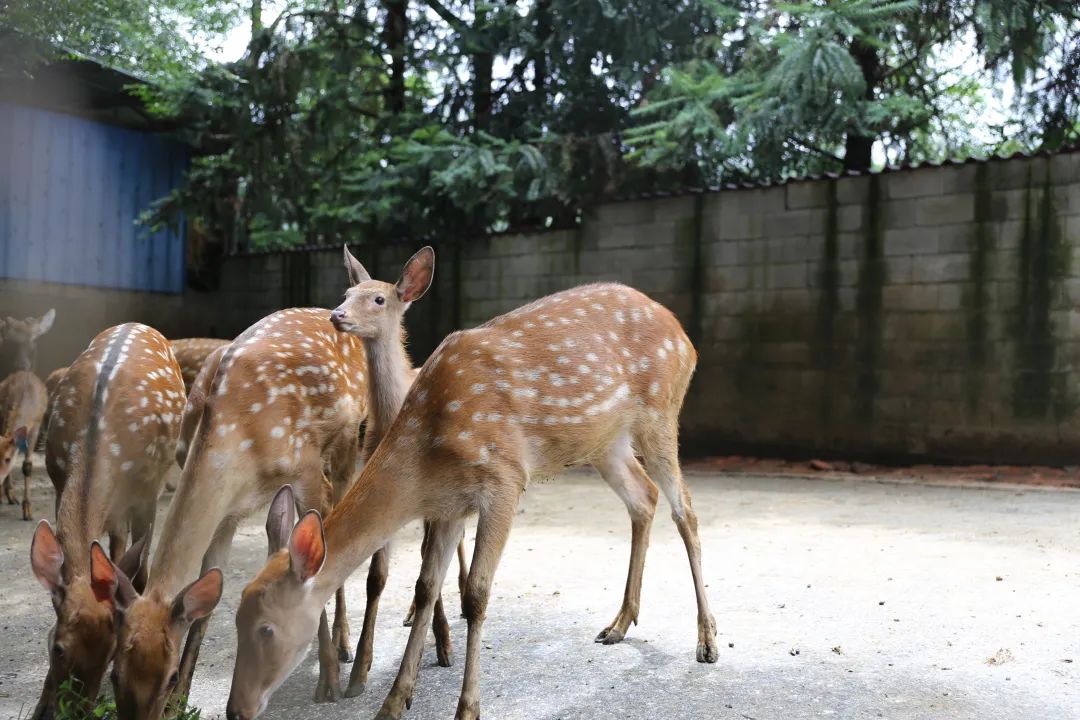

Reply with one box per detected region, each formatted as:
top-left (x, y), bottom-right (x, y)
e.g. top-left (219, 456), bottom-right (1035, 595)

top-left (146, 431), bottom-right (238, 596)
top-left (314, 451), bottom-right (419, 602)
top-left (361, 325), bottom-right (412, 447)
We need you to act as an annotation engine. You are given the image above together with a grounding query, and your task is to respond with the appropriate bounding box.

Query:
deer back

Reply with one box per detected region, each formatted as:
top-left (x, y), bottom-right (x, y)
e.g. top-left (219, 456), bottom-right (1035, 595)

top-left (170, 337), bottom-right (230, 391)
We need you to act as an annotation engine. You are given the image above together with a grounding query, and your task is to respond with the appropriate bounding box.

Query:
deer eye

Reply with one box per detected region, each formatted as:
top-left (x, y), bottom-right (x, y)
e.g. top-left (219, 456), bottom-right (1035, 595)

top-left (168, 671), bottom-right (179, 687)
top-left (260, 625), bottom-right (274, 638)
top-left (374, 296), bottom-right (385, 306)
top-left (52, 643), bottom-right (64, 657)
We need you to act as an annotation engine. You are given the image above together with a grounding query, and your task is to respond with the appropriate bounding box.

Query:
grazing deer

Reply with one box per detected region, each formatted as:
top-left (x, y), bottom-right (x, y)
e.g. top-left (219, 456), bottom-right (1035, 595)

top-left (29, 323), bottom-right (186, 720)
top-left (0, 370), bottom-right (47, 519)
top-left (170, 338), bottom-right (230, 392)
top-left (175, 343), bottom-right (228, 470)
top-left (331, 245), bottom-right (466, 697)
top-left (102, 308), bottom-right (368, 720)
top-left (0, 309), bottom-right (56, 519)
top-left (225, 283), bottom-right (717, 720)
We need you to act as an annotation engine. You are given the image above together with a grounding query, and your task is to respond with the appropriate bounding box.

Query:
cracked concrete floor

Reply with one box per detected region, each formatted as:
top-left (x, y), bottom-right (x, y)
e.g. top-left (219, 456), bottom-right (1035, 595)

top-left (1, 461), bottom-right (1078, 719)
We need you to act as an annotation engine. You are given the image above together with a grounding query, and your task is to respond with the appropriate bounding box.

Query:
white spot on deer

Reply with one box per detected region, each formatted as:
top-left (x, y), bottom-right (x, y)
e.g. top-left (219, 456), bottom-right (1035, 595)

top-left (543, 416), bottom-right (559, 425)
top-left (471, 383), bottom-right (487, 394)
top-left (557, 356), bottom-right (570, 365)
top-left (121, 461), bottom-right (133, 471)
top-left (458, 431), bottom-right (472, 440)
top-left (649, 381), bottom-right (661, 395)
top-left (657, 347), bottom-right (668, 359)
top-left (577, 365), bottom-right (591, 375)
top-left (271, 426), bottom-right (285, 439)
top-left (109, 443), bottom-right (120, 457)
top-left (639, 357), bottom-right (652, 371)
top-left (447, 400), bottom-right (463, 412)
top-left (513, 387), bottom-right (538, 399)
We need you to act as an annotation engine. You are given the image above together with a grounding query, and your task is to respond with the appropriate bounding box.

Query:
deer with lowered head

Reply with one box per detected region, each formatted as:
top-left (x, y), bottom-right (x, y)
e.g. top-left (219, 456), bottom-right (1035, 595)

top-left (329, 245), bottom-right (468, 697)
top-left (100, 308), bottom-right (368, 720)
top-left (0, 309), bottom-right (55, 519)
top-left (29, 323), bottom-right (187, 720)
top-left (224, 283), bottom-right (717, 720)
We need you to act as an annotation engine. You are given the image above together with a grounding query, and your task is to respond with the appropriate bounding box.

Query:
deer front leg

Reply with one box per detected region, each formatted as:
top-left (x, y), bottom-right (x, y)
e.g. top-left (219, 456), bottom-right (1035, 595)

top-left (314, 609), bottom-right (342, 702)
top-left (174, 517), bottom-right (239, 703)
top-left (456, 491), bottom-right (519, 720)
top-left (345, 545), bottom-right (390, 697)
top-left (2, 473), bottom-right (15, 505)
top-left (21, 457), bottom-right (33, 520)
top-left (374, 518), bottom-right (463, 720)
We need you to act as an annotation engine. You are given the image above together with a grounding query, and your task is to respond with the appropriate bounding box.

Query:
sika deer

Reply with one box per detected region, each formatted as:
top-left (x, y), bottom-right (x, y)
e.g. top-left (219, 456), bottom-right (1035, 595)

top-left (0, 309), bottom-right (55, 519)
top-left (0, 371), bottom-right (46, 518)
top-left (170, 338), bottom-right (230, 392)
top-left (326, 246), bottom-right (465, 697)
top-left (175, 342), bottom-right (228, 469)
top-left (101, 308), bottom-right (368, 720)
top-left (36, 366), bottom-right (69, 454)
top-left (226, 284), bottom-right (717, 720)
top-left (30, 323), bottom-right (186, 720)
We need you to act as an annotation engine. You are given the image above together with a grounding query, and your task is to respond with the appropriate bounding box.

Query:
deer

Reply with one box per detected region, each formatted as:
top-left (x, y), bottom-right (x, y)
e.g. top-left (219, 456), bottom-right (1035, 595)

top-left (102, 308), bottom-right (369, 720)
top-left (170, 338), bottom-right (230, 392)
top-left (222, 283), bottom-right (718, 720)
top-left (174, 342), bottom-right (228, 470)
top-left (330, 245), bottom-right (467, 697)
top-left (36, 366), bottom-right (70, 454)
top-left (29, 323), bottom-right (187, 720)
top-left (0, 309), bottom-right (55, 520)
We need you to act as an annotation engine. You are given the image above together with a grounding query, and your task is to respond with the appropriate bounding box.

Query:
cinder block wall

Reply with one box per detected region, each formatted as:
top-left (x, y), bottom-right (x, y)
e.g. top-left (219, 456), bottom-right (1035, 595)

top-left (5, 151), bottom-right (1079, 462)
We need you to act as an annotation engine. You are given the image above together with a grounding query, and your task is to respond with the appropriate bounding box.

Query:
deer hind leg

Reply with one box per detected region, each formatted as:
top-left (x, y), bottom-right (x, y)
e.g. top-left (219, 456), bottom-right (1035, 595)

top-left (21, 450), bottom-right (34, 520)
top-left (374, 517), bottom-right (465, 720)
top-left (456, 532), bottom-right (469, 616)
top-left (455, 484), bottom-right (521, 720)
top-left (345, 545), bottom-right (389, 698)
top-left (403, 521), bottom-right (456, 667)
top-left (174, 516), bottom-right (239, 703)
top-left (2, 472), bottom-right (15, 505)
top-left (593, 442), bottom-right (659, 646)
top-left (328, 436), bottom-right (358, 663)
top-left (640, 422), bottom-right (718, 664)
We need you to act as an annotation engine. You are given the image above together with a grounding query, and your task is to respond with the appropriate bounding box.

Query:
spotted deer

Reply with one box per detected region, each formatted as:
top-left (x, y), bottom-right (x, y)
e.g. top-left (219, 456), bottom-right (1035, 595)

top-left (170, 338), bottom-right (230, 392)
top-left (100, 308), bottom-right (368, 720)
top-left (0, 309), bottom-right (55, 519)
top-left (29, 323), bottom-right (186, 720)
top-left (36, 366), bottom-right (70, 454)
top-left (330, 245), bottom-right (467, 697)
top-left (175, 342), bottom-right (229, 469)
top-left (225, 283), bottom-right (717, 720)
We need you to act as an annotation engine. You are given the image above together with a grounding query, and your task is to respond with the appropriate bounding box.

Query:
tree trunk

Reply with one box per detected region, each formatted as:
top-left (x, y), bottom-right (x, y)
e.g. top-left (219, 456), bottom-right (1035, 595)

top-left (251, 0), bottom-right (262, 35)
top-left (472, 1), bottom-right (492, 131)
top-left (383, 0), bottom-right (408, 114)
top-left (532, 0), bottom-right (550, 109)
top-left (844, 37), bottom-right (878, 172)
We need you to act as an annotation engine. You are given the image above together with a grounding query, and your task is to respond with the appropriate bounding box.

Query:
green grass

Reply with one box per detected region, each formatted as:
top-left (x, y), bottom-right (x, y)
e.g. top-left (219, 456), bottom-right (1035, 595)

top-left (40, 680), bottom-right (201, 720)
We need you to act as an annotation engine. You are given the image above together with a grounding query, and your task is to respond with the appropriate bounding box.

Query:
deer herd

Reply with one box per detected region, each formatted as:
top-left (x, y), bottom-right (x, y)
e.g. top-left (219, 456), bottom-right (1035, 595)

top-left (1, 247), bottom-right (714, 720)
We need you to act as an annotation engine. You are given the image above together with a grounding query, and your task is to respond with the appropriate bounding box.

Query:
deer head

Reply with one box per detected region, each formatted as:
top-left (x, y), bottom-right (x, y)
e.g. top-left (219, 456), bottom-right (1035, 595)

top-left (330, 246), bottom-right (434, 339)
top-left (29, 523), bottom-right (143, 720)
top-left (0, 309), bottom-right (55, 371)
top-left (105, 565), bottom-right (223, 720)
top-left (226, 488), bottom-right (326, 720)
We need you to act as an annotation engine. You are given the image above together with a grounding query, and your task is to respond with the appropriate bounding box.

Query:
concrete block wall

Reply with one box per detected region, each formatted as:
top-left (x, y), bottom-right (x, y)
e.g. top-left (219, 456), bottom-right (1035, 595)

top-left (6, 150), bottom-right (1080, 463)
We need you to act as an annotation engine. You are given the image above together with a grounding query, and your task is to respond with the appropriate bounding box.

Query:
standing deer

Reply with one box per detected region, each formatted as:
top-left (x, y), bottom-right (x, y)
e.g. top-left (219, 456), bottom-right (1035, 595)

top-left (223, 283), bottom-right (717, 720)
top-left (29, 323), bottom-right (186, 720)
top-left (36, 366), bottom-right (70, 454)
top-left (103, 308), bottom-right (368, 720)
top-left (330, 245), bottom-right (466, 697)
top-left (0, 309), bottom-right (55, 519)
top-left (170, 338), bottom-right (230, 392)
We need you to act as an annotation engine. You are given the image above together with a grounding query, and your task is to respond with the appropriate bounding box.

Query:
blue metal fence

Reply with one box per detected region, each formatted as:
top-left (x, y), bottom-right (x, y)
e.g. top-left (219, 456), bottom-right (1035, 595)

top-left (0, 102), bottom-right (188, 293)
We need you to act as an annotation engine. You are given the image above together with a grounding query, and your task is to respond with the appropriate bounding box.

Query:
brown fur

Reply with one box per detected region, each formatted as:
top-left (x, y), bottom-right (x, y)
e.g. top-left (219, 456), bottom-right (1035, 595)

top-left (169, 338), bottom-right (230, 392)
top-left (30, 324), bottom-right (186, 719)
top-left (228, 284), bottom-right (717, 720)
top-left (0, 370), bottom-right (47, 518)
top-left (111, 308), bottom-right (368, 720)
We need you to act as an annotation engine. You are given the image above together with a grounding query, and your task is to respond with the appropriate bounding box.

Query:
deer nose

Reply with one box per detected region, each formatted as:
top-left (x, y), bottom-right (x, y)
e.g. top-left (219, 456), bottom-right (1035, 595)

top-left (225, 707), bottom-right (245, 720)
top-left (330, 308), bottom-right (346, 325)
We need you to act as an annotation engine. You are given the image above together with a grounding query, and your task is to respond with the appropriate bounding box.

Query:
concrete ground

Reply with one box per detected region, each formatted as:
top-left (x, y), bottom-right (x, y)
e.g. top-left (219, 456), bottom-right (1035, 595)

top-left (0, 460), bottom-right (1077, 720)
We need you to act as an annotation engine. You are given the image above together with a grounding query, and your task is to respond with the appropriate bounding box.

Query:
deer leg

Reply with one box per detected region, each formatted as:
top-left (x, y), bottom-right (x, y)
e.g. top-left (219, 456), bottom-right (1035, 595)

top-left (456, 533), bottom-right (469, 617)
top-left (402, 522), bottom-right (429, 628)
top-left (455, 488), bottom-right (520, 720)
top-left (642, 427), bottom-right (718, 664)
top-left (594, 448), bottom-right (658, 645)
top-left (344, 545), bottom-right (390, 697)
top-left (374, 518), bottom-right (464, 720)
top-left (174, 516), bottom-right (239, 702)
top-left (21, 456), bottom-right (33, 520)
top-left (2, 473), bottom-right (15, 504)
top-left (329, 436), bottom-right (357, 663)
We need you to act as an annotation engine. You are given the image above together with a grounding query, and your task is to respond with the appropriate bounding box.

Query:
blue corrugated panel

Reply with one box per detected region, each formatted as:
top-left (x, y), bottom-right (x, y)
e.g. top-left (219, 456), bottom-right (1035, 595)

top-left (0, 102), bottom-right (188, 293)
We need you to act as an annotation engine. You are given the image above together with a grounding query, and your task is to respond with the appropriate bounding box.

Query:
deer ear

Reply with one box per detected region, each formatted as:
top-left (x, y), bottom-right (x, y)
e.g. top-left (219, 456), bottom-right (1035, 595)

top-left (395, 246), bottom-right (434, 304)
top-left (288, 510), bottom-right (326, 583)
top-left (171, 568), bottom-right (223, 626)
top-left (31, 520), bottom-right (65, 598)
top-left (31, 309), bottom-right (55, 339)
top-left (89, 541), bottom-right (121, 608)
top-left (266, 485), bottom-right (296, 556)
top-left (343, 245), bottom-right (371, 287)
top-left (116, 532), bottom-right (150, 589)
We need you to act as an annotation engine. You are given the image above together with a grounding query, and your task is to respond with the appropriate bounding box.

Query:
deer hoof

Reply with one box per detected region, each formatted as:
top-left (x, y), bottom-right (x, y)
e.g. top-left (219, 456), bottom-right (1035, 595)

top-left (436, 644), bottom-right (453, 668)
top-left (337, 645), bottom-right (354, 663)
top-left (314, 680), bottom-right (341, 704)
top-left (21, 500), bottom-right (32, 521)
top-left (595, 627), bottom-right (624, 645)
top-left (344, 679), bottom-right (366, 698)
top-left (697, 638), bottom-right (719, 664)
top-left (402, 610), bottom-right (415, 627)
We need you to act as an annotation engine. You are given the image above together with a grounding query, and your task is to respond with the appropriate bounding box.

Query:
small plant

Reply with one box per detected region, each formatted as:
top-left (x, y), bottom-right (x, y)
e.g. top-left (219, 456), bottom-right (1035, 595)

top-left (44, 679), bottom-right (201, 720)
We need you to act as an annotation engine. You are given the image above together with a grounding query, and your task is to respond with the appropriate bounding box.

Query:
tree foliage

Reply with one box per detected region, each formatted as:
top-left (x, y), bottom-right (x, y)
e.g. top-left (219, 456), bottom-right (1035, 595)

top-left (3, 0), bottom-right (1079, 253)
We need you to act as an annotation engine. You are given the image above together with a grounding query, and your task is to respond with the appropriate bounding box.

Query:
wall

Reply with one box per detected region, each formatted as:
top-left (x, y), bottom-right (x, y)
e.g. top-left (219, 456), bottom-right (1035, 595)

top-left (6, 150), bottom-right (1080, 463)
